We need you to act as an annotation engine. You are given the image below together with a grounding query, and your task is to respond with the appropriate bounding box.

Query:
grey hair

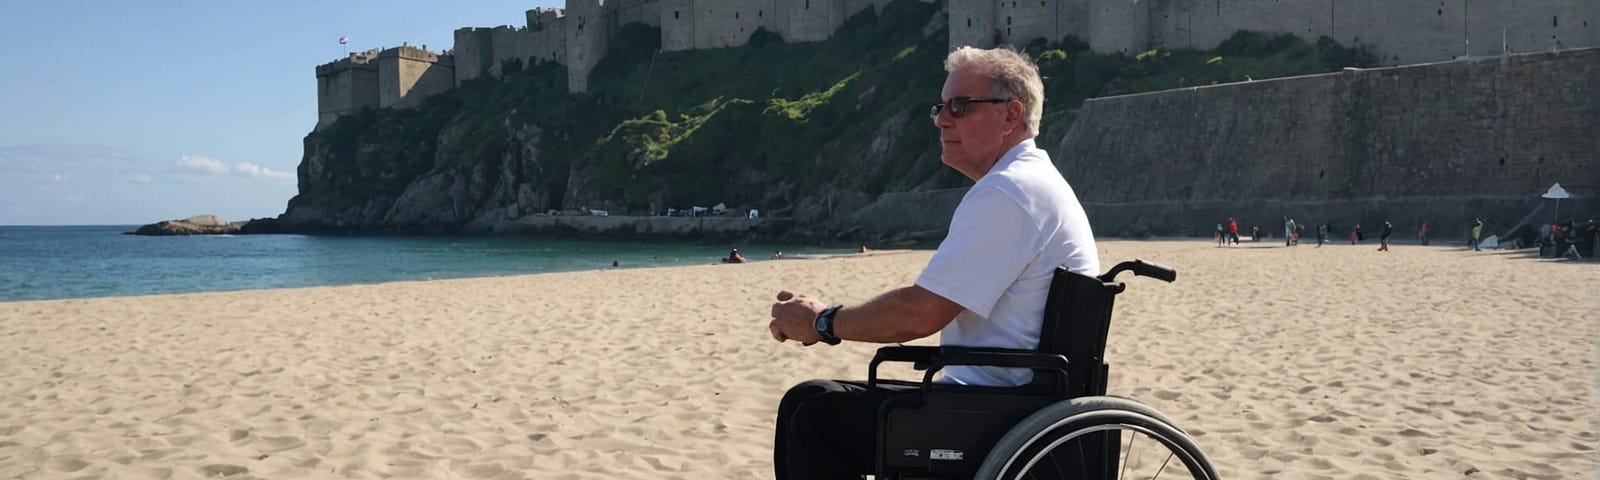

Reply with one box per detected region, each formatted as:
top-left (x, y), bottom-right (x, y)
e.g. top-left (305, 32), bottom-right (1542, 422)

top-left (944, 46), bottom-right (1045, 136)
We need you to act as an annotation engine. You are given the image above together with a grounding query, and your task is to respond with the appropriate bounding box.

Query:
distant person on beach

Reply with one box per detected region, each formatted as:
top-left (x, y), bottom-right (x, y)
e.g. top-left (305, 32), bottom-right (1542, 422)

top-left (1215, 223), bottom-right (1224, 246)
top-left (722, 248), bottom-right (748, 264)
top-left (1470, 218), bottom-right (1484, 251)
top-left (772, 251), bottom-right (783, 260)
top-left (612, 259), bottom-right (620, 268)
top-left (1227, 217), bottom-right (1240, 245)
top-left (1316, 223), bottom-right (1327, 247)
top-left (1378, 220), bottom-right (1393, 251)
top-left (1284, 217), bottom-right (1295, 247)
top-left (1580, 220), bottom-right (1598, 257)
top-left (1419, 222), bottom-right (1430, 246)
top-left (1350, 224), bottom-right (1362, 244)
top-left (767, 46), bottom-right (1099, 480)
top-left (857, 244), bottom-right (869, 253)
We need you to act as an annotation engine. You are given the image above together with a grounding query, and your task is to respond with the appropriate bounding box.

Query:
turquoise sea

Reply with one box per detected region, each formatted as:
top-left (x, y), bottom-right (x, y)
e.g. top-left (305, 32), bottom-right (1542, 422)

top-left (0, 225), bottom-right (850, 302)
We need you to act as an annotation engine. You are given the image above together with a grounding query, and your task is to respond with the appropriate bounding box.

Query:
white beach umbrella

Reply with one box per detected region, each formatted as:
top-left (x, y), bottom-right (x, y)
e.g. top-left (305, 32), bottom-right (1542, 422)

top-left (1542, 183), bottom-right (1571, 223)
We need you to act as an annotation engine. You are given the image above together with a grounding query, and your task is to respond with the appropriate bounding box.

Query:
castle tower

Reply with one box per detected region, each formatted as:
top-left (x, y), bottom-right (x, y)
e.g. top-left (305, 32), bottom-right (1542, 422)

top-left (376, 46), bottom-right (455, 110)
top-left (949, 0), bottom-right (997, 50)
top-left (996, 0), bottom-right (1061, 46)
top-left (776, 0), bottom-right (846, 44)
top-left (1087, 0), bottom-right (1150, 54)
top-left (659, 0), bottom-right (696, 51)
top-left (565, 0), bottom-right (609, 92)
top-left (453, 28), bottom-right (495, 85)
top-left (314, 51), bottom-right (379, 129)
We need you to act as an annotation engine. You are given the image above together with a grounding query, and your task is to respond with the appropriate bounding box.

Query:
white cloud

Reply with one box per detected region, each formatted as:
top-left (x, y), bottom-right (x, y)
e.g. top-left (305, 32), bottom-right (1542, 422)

top-left (129, 174), bottom-right (154, 184)
top-left (234, 162), bottom-right (295, 182)
top-left (176, 155), bottom-right (230, 175)
top-left (51, 173), bottom-right (68, 182)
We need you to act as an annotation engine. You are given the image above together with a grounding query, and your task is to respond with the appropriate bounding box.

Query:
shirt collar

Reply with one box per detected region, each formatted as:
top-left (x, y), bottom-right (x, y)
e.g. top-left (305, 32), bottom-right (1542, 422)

top-left (986, 138), bottom-right (1037, 176)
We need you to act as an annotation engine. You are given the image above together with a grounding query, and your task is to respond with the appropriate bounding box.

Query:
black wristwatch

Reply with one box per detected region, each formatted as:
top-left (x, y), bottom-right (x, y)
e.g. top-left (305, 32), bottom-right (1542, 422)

top-left (814, 305), bottom-right (843, 345)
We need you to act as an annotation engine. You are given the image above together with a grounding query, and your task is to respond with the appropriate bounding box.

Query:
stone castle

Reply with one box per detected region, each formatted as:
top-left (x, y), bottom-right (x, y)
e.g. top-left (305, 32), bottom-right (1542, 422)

top-left (316, 0), bottom-right (1597, 129)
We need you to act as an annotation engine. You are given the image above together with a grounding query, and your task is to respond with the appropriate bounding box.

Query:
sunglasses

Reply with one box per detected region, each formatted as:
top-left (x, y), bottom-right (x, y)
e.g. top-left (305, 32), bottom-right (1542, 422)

top-left (929, 97), bottom-right (1011, 119)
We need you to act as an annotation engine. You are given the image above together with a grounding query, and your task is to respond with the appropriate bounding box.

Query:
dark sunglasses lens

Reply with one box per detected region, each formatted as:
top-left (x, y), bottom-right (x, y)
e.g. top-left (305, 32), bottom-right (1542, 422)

top-left (948, 98), bottom-right (971, 117)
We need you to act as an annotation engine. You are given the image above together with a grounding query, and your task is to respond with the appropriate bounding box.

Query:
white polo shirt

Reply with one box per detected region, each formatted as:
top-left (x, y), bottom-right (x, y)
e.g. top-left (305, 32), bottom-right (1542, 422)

top-left (915, 139), bottom-right (1099, 387)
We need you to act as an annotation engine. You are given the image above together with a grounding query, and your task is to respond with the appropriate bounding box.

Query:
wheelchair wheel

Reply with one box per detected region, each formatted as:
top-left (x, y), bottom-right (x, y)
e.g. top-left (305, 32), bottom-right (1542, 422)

top-left (975, 396), bottom-right (1219, 480)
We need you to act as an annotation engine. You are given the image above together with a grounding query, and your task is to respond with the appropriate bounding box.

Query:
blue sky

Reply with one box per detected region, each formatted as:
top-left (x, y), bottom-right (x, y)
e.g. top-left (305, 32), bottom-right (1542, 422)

top-left (0, 1), bottom-right (563, 225)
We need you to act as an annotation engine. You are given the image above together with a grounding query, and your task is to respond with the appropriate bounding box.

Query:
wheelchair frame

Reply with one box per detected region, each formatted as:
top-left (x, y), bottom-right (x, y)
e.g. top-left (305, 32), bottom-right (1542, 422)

top-left (867, 260), bottom-right (1216, 480)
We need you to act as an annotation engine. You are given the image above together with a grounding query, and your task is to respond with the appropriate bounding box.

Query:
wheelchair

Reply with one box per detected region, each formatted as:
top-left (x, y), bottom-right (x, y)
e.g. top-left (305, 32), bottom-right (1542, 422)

top-left (868, 260), bottom-right (1219, 479)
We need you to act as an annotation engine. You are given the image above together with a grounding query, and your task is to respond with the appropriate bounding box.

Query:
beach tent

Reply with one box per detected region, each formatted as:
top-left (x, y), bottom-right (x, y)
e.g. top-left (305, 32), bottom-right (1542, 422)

top-left (1542, 183), bottom-right (1570, 223)
top-left (712, 202), bottom-right (728, 215)
top-left (1480, 235), bottom-right (1499, 249)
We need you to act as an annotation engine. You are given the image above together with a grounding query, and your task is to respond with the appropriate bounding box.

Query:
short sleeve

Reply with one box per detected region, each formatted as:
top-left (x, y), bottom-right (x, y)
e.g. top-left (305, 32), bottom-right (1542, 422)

top-left (915, 185), bottom-right (1039, 318)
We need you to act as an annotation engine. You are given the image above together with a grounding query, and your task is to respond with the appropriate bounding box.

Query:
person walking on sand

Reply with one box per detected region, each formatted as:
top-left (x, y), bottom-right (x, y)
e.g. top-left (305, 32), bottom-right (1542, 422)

top-left (1350, 224), bottom-right (1362, 245)
top-left (1470, 218), bottom-right (1484, 251)
top-left (1215, 223), bottom-right (1224, 246)
top-left (1378, 220), bottom-right (1393, 251)
top-left (1419, 222), bottom-right (1430, 246)
top-left (1316, 223), bottom-right (1327, 247)
top-left (1227, 217), bottom-right (1239, 245)
top-left (767, 46), bottom-right (1099, 480)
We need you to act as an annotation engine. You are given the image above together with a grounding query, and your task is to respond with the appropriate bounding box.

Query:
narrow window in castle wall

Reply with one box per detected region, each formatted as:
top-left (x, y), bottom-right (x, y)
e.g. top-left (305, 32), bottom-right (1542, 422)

top-left (674, 10), bottom-right (679, 19)
top-left (1553, 16), bottom-right (1558, 27)
top-left (968, 18), bottom-right (972, 28)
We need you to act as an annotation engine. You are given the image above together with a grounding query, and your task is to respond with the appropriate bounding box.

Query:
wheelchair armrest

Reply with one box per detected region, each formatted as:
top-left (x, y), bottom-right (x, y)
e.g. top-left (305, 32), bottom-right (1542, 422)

top-left (868, 345), bottom-right (1069, 391)
top-left (868, 346), bottom-right (942, 386)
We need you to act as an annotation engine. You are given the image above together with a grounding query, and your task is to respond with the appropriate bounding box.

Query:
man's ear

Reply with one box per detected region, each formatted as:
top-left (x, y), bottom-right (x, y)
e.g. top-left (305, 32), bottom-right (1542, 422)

top-left (1007, 100), bottom-right (1026, 130)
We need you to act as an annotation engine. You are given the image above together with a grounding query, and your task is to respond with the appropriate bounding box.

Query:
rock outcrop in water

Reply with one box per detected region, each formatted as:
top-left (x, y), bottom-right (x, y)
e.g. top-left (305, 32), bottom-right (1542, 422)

top-left (129, 216), bottom-right (285, 236)
top-left (129, 215), bottom-right (241, 236)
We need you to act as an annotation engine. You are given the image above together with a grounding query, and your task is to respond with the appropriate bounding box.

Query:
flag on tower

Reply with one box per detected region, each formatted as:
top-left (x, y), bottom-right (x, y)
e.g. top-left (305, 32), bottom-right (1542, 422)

top-left (339, 36), bottom-right (349, 45)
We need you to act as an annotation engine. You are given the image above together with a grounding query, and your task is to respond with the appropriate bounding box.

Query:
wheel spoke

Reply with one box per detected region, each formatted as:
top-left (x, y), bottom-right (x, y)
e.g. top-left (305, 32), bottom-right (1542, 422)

top-left (1147, 451), bottom-right (1174, 480)
top-left (1120, 430), bottom-right (1137, 480)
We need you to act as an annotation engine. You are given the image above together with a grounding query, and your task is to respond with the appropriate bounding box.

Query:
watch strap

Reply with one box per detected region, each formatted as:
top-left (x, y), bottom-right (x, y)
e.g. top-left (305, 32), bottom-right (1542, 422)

top-left (815, 305), bottom-right (843, 345)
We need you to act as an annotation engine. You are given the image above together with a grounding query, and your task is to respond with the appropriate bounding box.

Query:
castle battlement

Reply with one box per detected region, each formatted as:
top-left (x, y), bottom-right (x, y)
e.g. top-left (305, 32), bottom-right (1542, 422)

top-left (316, 0), bottom-right (1599, 129)
top-left (315, 50), bottom-right (379, 77)
top-left (376, 45), bottom-right (453, 65)
top-left (529, 7), bottom-right (566, 30)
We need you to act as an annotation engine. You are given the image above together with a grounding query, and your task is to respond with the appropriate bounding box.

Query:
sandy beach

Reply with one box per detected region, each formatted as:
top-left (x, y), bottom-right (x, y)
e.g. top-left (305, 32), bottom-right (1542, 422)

top-left (1, 240), bottom-right (1596, 479)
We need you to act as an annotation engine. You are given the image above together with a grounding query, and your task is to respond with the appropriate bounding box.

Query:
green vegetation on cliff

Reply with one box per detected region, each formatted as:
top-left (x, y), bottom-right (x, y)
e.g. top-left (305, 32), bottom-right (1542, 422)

top-left (299, 0), bottom-right (1374, 230)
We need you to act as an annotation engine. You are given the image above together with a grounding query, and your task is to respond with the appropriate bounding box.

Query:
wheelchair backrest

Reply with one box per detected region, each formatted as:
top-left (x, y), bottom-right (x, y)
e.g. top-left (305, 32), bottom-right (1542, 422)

top-left (1037, 266), bottom-right (1125, 397)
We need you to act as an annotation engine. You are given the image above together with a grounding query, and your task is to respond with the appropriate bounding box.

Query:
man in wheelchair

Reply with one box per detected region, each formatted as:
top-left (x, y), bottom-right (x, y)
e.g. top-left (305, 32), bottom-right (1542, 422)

top-left (767, 46), bottom-right (1101, 480)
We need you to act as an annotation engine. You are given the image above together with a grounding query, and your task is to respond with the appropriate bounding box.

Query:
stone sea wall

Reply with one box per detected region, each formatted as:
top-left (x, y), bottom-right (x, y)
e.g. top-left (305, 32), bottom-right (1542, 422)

top-left (1043, 47), bottom-right (1600, 239)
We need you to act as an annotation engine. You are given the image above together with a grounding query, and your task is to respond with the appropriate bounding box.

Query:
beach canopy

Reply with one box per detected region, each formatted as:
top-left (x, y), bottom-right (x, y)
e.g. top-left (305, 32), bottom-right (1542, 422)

top-left (1541, 183), bottom-right (1570, 223)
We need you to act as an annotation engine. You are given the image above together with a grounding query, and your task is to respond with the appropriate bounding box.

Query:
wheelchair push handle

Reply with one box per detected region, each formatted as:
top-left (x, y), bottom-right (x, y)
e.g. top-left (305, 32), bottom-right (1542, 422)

top-left (1100, 259), bottom-right (1177, 283)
